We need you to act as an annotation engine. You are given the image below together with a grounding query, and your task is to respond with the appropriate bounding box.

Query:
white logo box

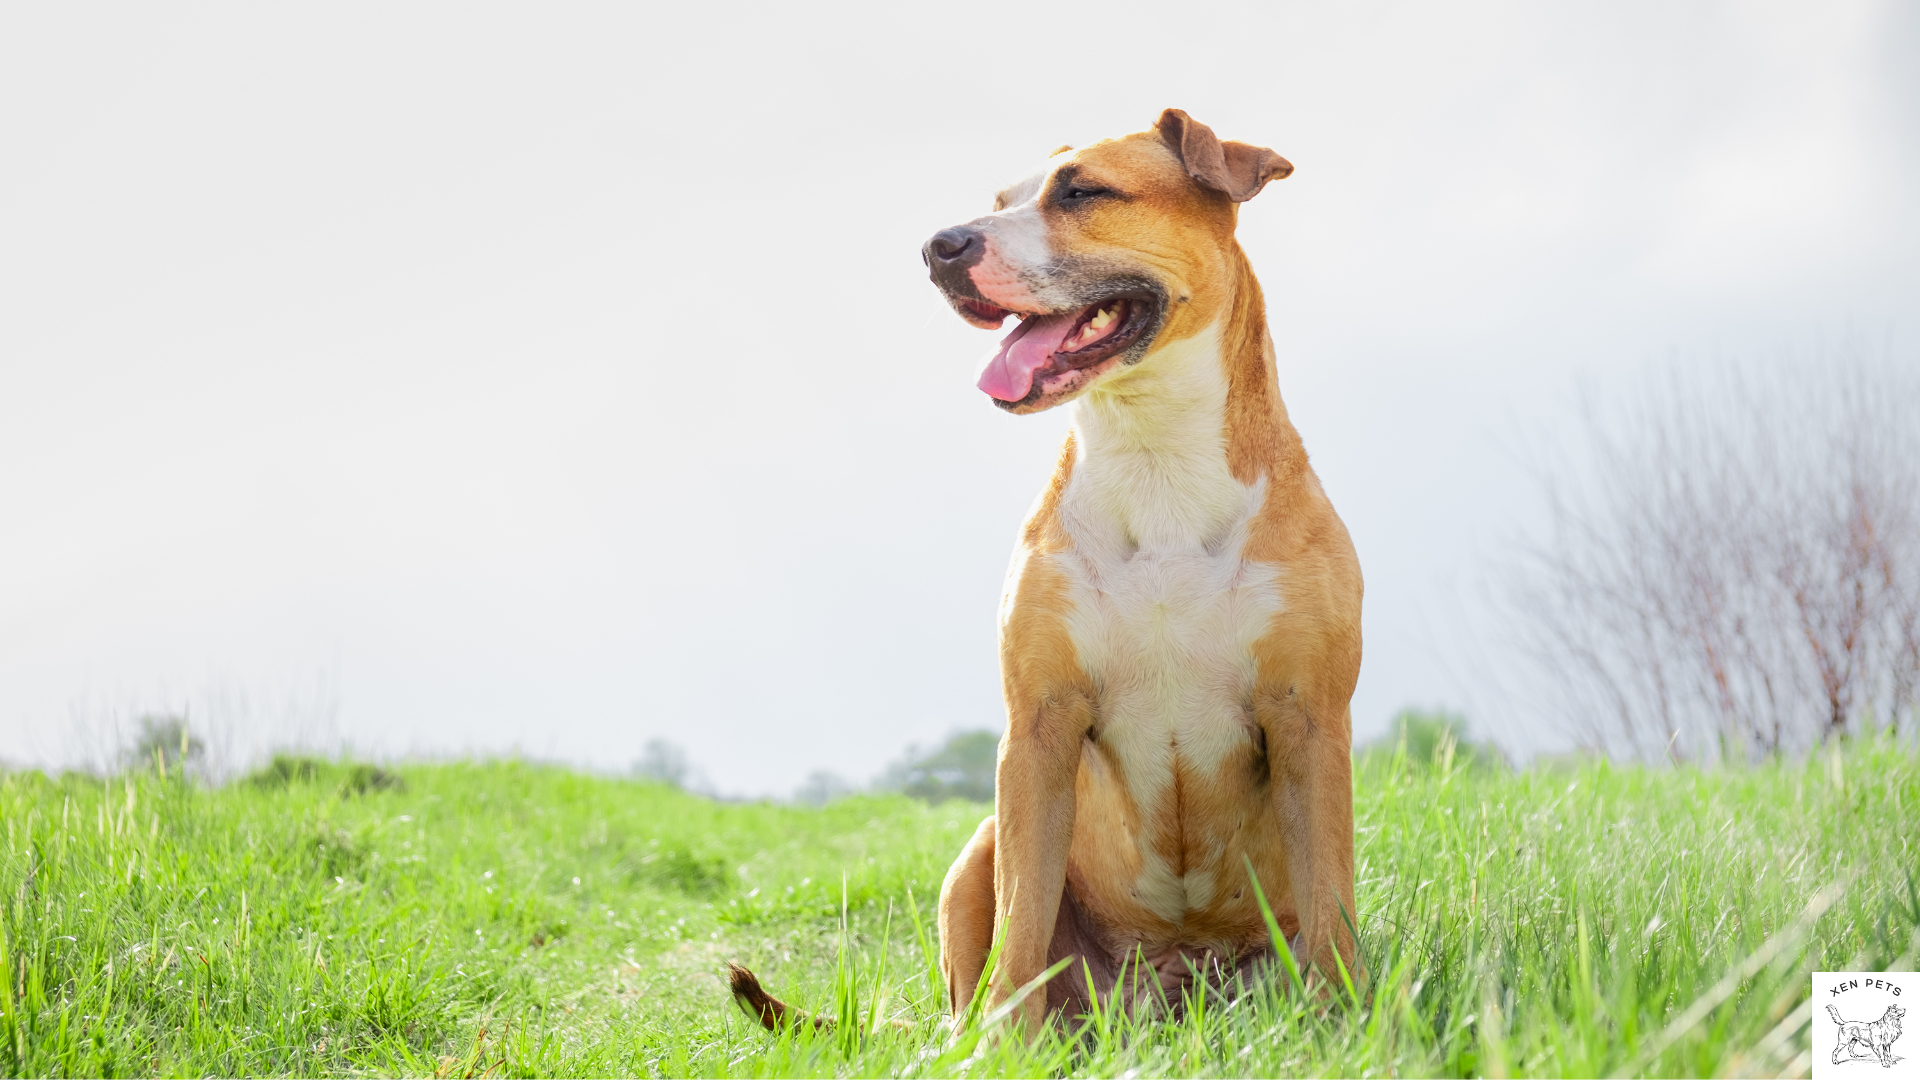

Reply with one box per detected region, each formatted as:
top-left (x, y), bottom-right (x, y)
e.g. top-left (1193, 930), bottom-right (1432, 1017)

top-left (1814, 971), bottom-right (1915, 1079)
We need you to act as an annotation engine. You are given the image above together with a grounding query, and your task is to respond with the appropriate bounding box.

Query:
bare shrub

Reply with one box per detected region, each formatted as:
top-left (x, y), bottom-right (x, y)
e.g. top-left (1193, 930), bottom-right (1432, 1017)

top-left (1506, 352), bottom-right (1920, 762)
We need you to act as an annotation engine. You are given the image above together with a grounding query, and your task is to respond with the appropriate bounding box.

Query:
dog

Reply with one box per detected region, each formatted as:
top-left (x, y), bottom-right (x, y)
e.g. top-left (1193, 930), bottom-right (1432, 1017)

top-left (728, 109), bottom-right (1362, 1038)
top-left (923, 107), bottom-right (1363, 1036)
top-left (1829, 1003), bottom-right (1905, 1068)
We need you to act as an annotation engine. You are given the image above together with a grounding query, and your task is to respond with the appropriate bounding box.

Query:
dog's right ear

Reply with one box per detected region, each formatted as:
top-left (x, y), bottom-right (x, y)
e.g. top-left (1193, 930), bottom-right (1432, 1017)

top-left (1155, 109), bottom-right (1292, 202)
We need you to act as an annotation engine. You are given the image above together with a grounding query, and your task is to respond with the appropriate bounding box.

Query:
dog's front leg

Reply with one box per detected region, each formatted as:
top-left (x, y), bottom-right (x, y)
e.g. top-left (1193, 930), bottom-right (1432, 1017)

top-left (989, 682), bottom-right (1090, 1037)
top-left (1258, 687), bottom-right (1358, 987)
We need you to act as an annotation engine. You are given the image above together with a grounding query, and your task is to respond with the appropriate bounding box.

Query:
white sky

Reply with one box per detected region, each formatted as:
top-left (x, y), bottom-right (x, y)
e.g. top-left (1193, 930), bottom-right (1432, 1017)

top-left (2, 1), bottom-right (1915, 793)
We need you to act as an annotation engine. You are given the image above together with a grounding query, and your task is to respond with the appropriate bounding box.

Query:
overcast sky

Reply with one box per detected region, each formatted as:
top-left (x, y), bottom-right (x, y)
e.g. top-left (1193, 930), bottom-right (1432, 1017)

top-left (2, 2), bottom-right (1915, 793)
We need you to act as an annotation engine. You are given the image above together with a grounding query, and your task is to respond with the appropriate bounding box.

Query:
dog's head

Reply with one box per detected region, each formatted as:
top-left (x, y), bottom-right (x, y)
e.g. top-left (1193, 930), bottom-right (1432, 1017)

top-left (923, 109), bottom-right (1292, 414)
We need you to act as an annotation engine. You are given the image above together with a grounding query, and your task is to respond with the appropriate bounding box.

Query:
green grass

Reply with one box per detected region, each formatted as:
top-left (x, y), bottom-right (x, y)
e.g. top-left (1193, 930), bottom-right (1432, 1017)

top-left (2, 739), bottom-right (1916, 1078)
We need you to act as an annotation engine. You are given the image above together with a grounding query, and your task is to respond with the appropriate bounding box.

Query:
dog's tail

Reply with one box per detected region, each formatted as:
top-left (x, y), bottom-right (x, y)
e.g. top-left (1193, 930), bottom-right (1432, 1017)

top-left (1828, 1004), bottom-right (1846, 1026)
top-left (727, 963), bottom-right (832, 1033)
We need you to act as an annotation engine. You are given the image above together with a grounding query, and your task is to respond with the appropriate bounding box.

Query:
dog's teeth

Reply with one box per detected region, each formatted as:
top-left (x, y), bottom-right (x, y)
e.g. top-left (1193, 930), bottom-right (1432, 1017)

top-left (1091, 308), bottom-right (1114, 329)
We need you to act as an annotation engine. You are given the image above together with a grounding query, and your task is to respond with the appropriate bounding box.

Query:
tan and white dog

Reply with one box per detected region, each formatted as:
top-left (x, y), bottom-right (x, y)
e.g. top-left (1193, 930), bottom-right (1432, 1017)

top-left (924, 108), bottom-right (1363, 1034)
top-left (729, 109), bottom-right (1362, 1037)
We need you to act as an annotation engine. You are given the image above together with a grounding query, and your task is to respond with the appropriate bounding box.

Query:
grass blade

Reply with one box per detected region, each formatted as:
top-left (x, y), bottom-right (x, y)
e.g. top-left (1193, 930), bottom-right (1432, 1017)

top-left (904, 884), bottom-right (944, 1012)
top-left (1245, 856), bottom-right (1307, 998)
top-left (980, 955), bottom-right (1074, 1031)
top-left (865, 900), bottom-right (894, 1035)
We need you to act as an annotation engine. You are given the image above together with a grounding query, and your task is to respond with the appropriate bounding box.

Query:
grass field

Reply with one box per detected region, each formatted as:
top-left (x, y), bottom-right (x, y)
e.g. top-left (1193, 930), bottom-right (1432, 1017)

top-left (2, 737), bottom-right (1917, 1078)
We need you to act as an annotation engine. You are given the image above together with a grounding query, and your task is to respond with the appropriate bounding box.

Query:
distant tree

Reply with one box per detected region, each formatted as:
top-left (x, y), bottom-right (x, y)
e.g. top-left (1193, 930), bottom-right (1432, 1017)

top-left (247, 754), bottom-right (323, 787)
top-left (879, 730), bottom-right (998, 804)
top-left (1359, 710), bottom-right (1507, 772)
top-left (1504, 355), bottom-right (1920, 762)
top-left (633, 739), bottom-right (690, 788)
top-left (123, 714), bottom-right (204, 777)
top-left (244, 754), bottom-right (404, 795)
top-left (793, 770), bottom-right (854, 807)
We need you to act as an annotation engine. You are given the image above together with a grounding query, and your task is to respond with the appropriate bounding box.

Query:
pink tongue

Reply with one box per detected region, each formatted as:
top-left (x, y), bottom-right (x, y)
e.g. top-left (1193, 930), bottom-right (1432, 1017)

top-left (977, 311), bottom-right (1082, 401)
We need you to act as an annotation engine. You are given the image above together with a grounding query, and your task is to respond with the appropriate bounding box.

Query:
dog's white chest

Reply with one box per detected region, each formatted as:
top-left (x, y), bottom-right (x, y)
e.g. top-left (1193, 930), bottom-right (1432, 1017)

top-left (1059, 539), bottom-right (1279, 743)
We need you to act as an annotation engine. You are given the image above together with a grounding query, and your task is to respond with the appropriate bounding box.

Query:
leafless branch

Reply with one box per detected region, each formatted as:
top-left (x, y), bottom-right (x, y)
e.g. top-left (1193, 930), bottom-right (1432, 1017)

top-left (1501, 348), bottom-right (1919, 761)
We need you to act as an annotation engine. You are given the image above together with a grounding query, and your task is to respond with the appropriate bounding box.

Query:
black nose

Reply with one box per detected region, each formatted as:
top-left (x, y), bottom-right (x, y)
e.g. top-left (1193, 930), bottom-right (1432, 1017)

top-left (924, 226), bottom-right (980, 267)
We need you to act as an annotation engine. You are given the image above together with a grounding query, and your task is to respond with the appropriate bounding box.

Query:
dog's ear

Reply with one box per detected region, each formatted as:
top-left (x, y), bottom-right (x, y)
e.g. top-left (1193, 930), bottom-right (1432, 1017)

top-left (1155, 109), bottom-right (1292, 202)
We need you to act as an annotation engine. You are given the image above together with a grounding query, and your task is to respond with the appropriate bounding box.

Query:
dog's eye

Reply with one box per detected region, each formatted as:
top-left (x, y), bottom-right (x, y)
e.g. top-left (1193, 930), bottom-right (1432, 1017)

top-left (1062, 185), bottom-right (1110, 203)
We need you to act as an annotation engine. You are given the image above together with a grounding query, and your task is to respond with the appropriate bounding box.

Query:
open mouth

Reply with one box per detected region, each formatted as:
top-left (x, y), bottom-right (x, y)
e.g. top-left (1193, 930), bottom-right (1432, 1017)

top-left (976, 294), bottom-right (1154, 407)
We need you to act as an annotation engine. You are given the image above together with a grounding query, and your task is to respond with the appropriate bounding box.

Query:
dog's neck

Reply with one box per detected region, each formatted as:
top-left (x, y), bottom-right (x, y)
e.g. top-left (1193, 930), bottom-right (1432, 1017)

top-left (1065, 251), bottom-right (1301, 557)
